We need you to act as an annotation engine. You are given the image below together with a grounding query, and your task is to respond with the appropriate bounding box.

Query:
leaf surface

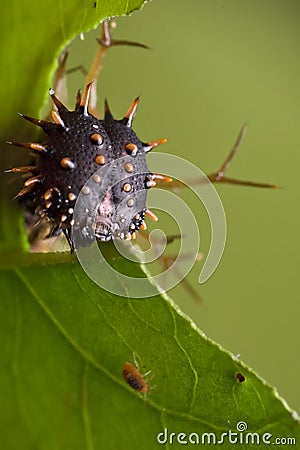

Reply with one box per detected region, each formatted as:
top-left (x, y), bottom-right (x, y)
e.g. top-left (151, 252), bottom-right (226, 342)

top-left (1, 256), bottom-right (299, 449)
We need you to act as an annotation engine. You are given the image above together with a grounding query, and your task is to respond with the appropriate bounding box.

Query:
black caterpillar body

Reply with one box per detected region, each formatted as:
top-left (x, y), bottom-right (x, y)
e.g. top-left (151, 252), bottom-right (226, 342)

top-left (10, 84), bottom-right (164, 251)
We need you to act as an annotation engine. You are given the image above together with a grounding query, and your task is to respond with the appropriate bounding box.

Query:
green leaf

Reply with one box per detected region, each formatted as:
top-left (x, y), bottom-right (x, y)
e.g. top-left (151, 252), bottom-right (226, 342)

top-left (1, 256), bottom-right (299, 449)
top-left (1, 0), bottom-right (147, 131)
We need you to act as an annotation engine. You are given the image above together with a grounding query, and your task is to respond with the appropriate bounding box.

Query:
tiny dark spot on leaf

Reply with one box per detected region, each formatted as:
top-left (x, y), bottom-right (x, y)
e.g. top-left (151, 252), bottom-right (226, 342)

top-left (236, 372), bottom-right (246, 383)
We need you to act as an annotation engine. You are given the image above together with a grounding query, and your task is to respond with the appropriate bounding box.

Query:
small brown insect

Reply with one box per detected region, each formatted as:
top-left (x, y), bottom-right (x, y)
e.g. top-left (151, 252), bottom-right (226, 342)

top-left (122, 361), bottom-right (150, 394)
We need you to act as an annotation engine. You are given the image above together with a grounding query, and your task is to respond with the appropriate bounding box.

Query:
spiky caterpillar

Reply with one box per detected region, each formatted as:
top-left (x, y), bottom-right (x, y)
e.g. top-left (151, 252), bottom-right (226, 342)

top-left (8, 17), bottom-right (275, 255)
top-left (9, 82), bottom-right (167, 252)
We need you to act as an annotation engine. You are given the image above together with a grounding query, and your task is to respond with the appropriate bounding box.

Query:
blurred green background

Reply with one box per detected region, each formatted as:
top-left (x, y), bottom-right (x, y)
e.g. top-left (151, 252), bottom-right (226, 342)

top-left (2, 0), bottom-right (300, 416)
top-left (64, 0), bottom-right (300, 413)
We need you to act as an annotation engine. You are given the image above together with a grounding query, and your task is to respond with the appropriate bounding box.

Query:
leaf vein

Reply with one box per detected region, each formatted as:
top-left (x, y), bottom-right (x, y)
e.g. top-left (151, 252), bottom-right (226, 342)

top-left (14, 268), bottom-right (121, 384)
top-left (169, 306), bottom-right (199, 413)
top-left (82, 362), bottom-right (95, 450)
